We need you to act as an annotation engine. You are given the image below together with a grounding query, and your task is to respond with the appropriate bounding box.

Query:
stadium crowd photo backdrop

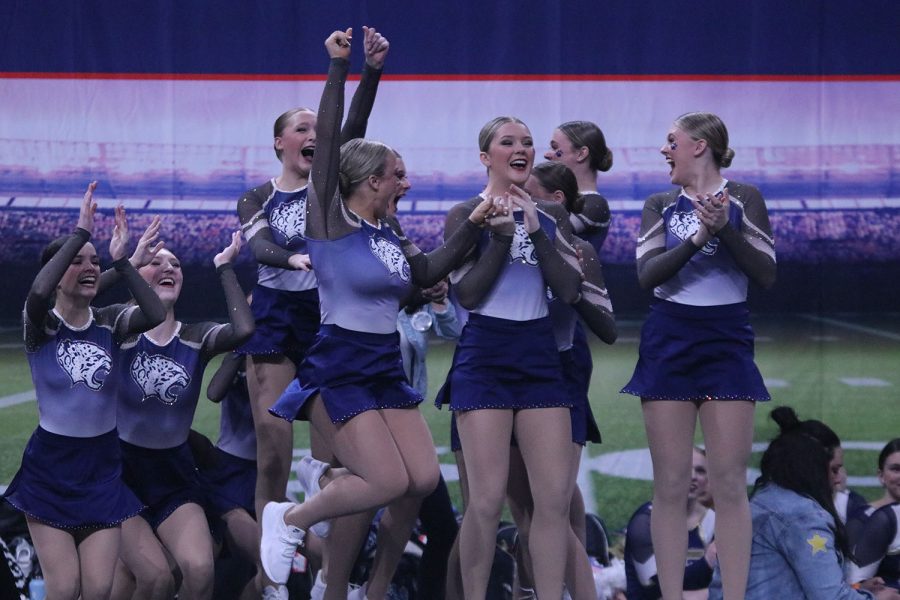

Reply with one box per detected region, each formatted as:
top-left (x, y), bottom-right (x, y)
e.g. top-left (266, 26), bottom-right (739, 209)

top-left (2, 1), bottom-right (898, 316)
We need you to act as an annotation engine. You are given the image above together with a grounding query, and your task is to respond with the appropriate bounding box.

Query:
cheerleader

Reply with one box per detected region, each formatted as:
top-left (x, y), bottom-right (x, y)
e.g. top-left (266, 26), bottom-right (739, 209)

top-left (3, 182), bottom-right (165, 600)
top-left (622, 112), bottom-right (776, 600)
top-left (258, 28), bottom-right (493, 592)
top-left (113, 231), bottom-right (253, 600)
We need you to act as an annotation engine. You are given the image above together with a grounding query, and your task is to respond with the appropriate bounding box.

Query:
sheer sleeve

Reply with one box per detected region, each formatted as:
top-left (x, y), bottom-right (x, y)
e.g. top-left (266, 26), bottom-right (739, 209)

top-left (717, 184), bottom-right (776, 289)
top-left (340, 63), bottom-right (382, 143)
top-left (635, 193), bottom-right (703, 290)
top-left (25, 228), bottom-right (91, 328)
top-left (197, 264), bottom-right (255, 358)
top-left (572, 239), bottom-right (617, 344)
top-left (444, 199), bottom-right (512, 310)
top-left (112, 257), bottom-right (166, 340)
top-left (306, 58), bottom-right (350, 242)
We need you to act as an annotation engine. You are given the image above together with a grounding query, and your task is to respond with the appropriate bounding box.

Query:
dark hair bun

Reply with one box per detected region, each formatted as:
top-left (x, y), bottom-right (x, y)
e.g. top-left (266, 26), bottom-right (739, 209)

top-left (770, 406), bottom-right (800, 432)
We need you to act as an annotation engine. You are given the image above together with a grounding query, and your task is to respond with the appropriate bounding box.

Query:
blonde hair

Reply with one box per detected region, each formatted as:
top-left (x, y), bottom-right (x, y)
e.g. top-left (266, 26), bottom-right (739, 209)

top-left (674, 112), bottom-right (735, 169)
top-left (338, 138), bottom-right (393, 196)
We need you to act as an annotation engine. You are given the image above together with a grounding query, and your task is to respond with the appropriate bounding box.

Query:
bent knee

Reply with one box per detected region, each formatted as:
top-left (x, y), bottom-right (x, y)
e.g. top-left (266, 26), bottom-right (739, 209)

top-left (406, 467), bottom-right (440, 498)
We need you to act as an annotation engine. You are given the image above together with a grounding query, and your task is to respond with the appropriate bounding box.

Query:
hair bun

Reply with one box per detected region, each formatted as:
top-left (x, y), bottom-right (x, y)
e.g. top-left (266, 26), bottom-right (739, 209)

top-left (770, 406), bottom-right (800, 432)
top-left (720, 148), bottom-right (735, 169)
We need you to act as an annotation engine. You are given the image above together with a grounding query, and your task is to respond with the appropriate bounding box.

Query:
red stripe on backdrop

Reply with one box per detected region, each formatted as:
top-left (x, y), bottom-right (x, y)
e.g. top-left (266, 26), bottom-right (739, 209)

top-left (1, 72), bottom-right (898, 82)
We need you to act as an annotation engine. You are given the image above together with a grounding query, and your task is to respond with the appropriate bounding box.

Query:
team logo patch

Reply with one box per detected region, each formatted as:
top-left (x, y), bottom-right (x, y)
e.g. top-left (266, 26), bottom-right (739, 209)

top-left (270, 197), bottom-right (306, 244)
top-left (668, 210), bottom-right (719, 255)
top-left (130, 352), bottom-right (191, 405)
top-left (56, 339), bottom-right (112, 390)
top-left (508, 223), bottom-right (538, 266)
top-left (369, 236), bottom-right (411, 282)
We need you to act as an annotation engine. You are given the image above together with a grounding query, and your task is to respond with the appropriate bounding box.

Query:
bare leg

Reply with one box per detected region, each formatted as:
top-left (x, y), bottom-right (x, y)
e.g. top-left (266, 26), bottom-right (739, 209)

top-left (506, 445), bottom-right (535, 596)
top-left (456, 409), bottom-right (514, 600)
top-left (348, 407), bottom-right (440, 600)
top-left (156, 503), bottom-right (215, 600)
top-left (642, 400), bottom-right (698, 600)
top-left (115, 516), bottom-right (175, 600)
top-left (444, 450), bottom-right (467, 600)
top-left (27, 519), bottom-right (81, 599)
top-left (699, 400), bottom-right (754, 600)
top-left (248, 355), bottom-right (296, 517)
top-left (282, 407), bottom-right (411, 530)
top-left (563, 444), bottom-right (596, 600)
top-left (77, 527), bottom-right (122, 600)
top-left (514, 407), bottom-right (573, 600)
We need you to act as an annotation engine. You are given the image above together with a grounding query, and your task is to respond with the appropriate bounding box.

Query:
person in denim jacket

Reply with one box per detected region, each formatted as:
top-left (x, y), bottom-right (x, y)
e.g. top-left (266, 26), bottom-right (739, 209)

top-left (709, 407), bottom-right (899, 600)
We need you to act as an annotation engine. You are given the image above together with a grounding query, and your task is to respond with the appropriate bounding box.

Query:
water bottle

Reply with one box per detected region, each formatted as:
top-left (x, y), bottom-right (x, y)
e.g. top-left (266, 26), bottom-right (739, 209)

top-left (29, 577), bottom-right (46, 600)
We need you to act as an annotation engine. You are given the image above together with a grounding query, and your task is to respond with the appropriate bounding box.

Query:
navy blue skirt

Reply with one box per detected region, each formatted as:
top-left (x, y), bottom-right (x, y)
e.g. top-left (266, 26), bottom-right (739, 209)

top-left (198, 447), bottom-right (256, 519)
top-left (621, 300), bottom-right (770, 402)
top-left (120, 440), bottom-right (208, 529)
top-left (237, 284), bottom-right (320, 366)
top-left (270, 324), bottom-right (422, 424)
top-left (436, 313), bottom-right (570, 412)
top-left (3, 427), bottom-right (144, 530)
top-left (561, 348), bottom-right (602, 445)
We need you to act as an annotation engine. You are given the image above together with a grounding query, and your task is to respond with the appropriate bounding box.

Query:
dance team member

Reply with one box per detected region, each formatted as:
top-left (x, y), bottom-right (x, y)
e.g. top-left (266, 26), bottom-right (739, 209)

top-left (545, 120), bottom-right (614, 255)
top-left (622, 112), bottom-right (776, 600)
top-left (506, 161), bottom-right (617, 600)
top-left (438, 115), bottom-right (583, 599)
top-left (237, 25), bottom-right (389, 530)
top-left (113, 231), bottom-right (254, 600)
top-left (848, 439), bottom-right (900, 592)
top-left (260, 28), bottom-right (492, 593)
top-left (3, 182), bottom-right (165, 600)
top-left (625, 448), bottom-right (716, 600)
top-left (197, 350), bottom-right (261, 598)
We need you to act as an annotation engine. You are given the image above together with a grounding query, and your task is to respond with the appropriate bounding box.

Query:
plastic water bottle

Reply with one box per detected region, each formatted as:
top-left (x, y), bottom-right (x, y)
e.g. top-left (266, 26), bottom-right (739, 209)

top-left (29, 577), bottom-right (46, 600)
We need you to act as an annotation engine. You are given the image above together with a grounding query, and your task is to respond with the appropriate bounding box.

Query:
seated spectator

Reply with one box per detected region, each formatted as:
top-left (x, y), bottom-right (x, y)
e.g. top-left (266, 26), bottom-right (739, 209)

top-left (869, 439), bottom-right (900, 512)
top-left (709, 406), bottom-right (899, 600)
top-left (625, 447), bottom-right (716, 599)
top-left (847, 439), bottom-right (900, 592)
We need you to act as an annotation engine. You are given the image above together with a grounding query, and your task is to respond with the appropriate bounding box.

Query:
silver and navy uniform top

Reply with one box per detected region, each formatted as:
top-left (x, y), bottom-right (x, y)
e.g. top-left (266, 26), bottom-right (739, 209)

top-left (117, 321), bottom-right (226, 448)
top-left (24, 304), bottom-right (137, 438)
top-left (238, 180), bottom-right (317, 292)
top-left (216, 366), bottom-right (255, 461)
top-left (637, 180), bottom-right (776, 306)
top-left (464, 208), bottom-right (561, 321)
top-left (309, 220), bottom-right (414, 334)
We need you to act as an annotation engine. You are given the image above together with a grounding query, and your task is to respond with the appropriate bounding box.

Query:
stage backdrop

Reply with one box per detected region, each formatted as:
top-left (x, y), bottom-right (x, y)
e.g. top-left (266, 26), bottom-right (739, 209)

top-left (1, 1), bottom-right (898, 318)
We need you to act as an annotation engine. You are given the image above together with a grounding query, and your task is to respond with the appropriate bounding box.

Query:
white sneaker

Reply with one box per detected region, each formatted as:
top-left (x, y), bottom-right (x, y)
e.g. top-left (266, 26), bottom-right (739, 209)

top-left (296, 455), bottom-right (332, 538)
top-left (262, 584), bottom-right (289, 600)
top-left (347, 582), bottom-right (368, 600)
top-left (309, 571), bottom-right (327, 600)
top-left (260, 502), bottom-right (305, 585)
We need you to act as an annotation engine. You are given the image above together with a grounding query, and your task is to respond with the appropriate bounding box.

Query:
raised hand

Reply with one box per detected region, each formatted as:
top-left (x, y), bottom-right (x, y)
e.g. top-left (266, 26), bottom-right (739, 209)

top-left (363, 25), bottom-right (389, 69)
top-left (507, 184), bottom-right (540, 233)
top-left (213, 230), bottom-right (243, 268)
top-left (77, 181), bottom-right (98, 234)
top-left (325, 28), bottom-right (353, 60)
top-left (129, 215), bottom-right (165, 268)
top-left (109, 204), bottom-right (129, 260)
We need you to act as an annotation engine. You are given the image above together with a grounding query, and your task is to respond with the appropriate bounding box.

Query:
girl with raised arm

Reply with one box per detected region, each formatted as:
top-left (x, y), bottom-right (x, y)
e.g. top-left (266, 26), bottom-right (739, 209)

top-left (259, 28), bottom-right (492, 594)
top-left (3, 182), bottom-right (165, 600)
top-left (112, 231), bottom-right (254, 600)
